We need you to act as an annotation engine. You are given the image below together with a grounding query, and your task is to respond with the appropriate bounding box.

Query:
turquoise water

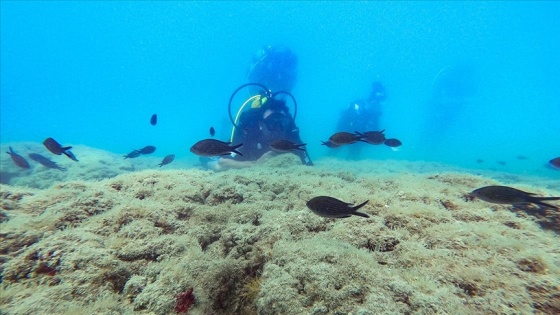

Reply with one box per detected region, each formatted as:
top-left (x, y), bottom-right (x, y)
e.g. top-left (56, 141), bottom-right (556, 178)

top-left (1, 1), bottom-right (559, 178)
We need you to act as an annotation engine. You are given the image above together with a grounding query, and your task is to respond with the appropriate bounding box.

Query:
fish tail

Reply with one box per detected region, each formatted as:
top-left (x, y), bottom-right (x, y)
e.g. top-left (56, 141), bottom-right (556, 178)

top-left (352, 200), bottom-right (369, 211)
top-left (529, 196), bottom-right (560, 209)
top-left (62, 146), bottom-right (72, 151)
top-left (6, 147), bottom-right (14, 154)
top-left (351, 200), bottom-right (370, 218)
top-left (62, 151), bottom-right (78, 161)
top-left (297, 143), bottom-right (307, 151)
top-left (232, 143), bottom-right (243, 156)
top-left (352, 211), bottom-right (370, 218)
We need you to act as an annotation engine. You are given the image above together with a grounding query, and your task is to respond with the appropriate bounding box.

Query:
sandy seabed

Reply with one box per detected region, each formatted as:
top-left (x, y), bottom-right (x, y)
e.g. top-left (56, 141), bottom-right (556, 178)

top-left (1, 143), bottom-right (559, 315)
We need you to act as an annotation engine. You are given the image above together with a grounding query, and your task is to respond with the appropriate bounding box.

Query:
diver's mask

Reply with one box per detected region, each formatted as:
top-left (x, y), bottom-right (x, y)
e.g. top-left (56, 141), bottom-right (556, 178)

top-left (263, 111), bottom-right (290, 133)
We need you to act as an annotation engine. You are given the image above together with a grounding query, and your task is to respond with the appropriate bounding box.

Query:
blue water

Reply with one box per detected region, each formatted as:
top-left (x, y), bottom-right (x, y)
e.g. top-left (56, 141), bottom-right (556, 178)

top-left (2, 1), bottom-right (559, 177)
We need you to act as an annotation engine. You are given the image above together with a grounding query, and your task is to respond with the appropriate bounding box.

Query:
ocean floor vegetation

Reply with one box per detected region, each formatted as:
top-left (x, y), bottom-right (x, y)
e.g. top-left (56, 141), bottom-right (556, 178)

top-left (1, 145), bottom-right (559, 314)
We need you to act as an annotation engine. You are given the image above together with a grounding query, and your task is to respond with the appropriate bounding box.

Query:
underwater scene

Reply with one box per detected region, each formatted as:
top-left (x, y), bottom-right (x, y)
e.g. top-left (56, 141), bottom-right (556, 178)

top-left (1, 1), bottom-right (559, 314)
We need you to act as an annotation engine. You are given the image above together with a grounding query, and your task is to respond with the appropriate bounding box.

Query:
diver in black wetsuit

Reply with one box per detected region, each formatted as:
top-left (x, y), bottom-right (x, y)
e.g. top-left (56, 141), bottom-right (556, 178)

top-left (206, 45), bottom-right (312, 171)
top-left (233, 94), bottom-right (312, 164)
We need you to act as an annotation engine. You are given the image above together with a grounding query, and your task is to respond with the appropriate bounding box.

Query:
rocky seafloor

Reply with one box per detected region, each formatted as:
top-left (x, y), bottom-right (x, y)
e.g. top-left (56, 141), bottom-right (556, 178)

top-left (1, 146), bottom-right (559, 315)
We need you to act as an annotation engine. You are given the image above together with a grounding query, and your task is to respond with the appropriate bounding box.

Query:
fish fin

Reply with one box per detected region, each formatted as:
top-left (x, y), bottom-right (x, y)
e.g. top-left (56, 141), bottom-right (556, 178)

top-left (352, 211), bottom-right (370, 218)
top-left (351, 200), bottom-right (369, 211)
top-left (296, 143), bottom-right (307, 151)
top-left (355, 131), bottom-right (364, 136)
top-left (529, 196), bottom-right (560, 209)
top-left (380, 129), bottom-right (386, 133)
top-left (351, 200), bottom-right (370, 218)
top-left (231, 143), bottom-right (243, 156)
top-left (61, 146), bottom-right (72, 151)
top-left (62, 151), bottom-right (78, 161)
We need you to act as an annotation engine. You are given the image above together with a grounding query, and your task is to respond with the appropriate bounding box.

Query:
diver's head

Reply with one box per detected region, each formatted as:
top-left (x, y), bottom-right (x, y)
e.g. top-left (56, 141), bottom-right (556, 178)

top-left (248, 45), bottom-right (298, 94)
top-left (261, 98), bottom-right (291, 133)
top-left (369, 81), bottom-right (386, 103)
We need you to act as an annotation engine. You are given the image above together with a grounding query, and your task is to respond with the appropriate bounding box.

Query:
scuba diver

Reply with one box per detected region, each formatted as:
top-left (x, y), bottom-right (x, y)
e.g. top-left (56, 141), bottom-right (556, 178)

top-left (205, 45), bottom-right (312, 171)
top-left (334, 80), bottom-right (387, 159)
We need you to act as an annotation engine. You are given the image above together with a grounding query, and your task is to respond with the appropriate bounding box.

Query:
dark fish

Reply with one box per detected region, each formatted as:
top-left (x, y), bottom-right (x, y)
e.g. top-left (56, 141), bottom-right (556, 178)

top-left (328, 132), bottom-right (362, 146)
top-left (123, 150), bottom-right (142, 159)
top-left (384, 138), bottom-right (402, 147)
top-left (516, 155), bottom-right (528, 160)
top-left (471, 185), bottom-right (560, 209)
top-left (306, 196), bottom-right (369, 218)
top-left (356, 130), bottom-right (386, 145)
top-left (6, 147), bottom-right (30, 169)
top-left (159, 154), bottom-right (175, 167)
top-left (43, 137), bottom-right (78, 161)
top-left (497, 161), bottom-right (507, 166)
top-left (150, 114), bottom-right (157, 126)
top-left (321, 140), bottom-right (341, 148)
top-left (549, 157), bottom-right (560, 169)
top-left (190, 139), bottom-right (243, 157)
top-left (210, 127), bottom-right (215, 137)
top-left (139, 146), bottom-right (156, 154)
top-left (476, 159), bottom-right (484, 164)
top-left (43, 137), bottom-right (71, 155)
top-left (28, 153), bottom-right (66, 171)
top-left (270, 139), bottom-right (306, 153)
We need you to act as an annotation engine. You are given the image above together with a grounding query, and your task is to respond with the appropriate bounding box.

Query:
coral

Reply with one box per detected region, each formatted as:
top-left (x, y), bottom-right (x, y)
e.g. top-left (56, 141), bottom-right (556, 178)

top-left (174, 288), bottom-right (195, 314)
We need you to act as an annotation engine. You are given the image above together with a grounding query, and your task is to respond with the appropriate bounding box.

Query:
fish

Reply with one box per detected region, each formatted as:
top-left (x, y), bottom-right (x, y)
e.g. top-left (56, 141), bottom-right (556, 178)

top-left (476, 159), bottom-right (484, 164)
top-left (28, 153), bottom-right (66, 171)
top-left (150, 114), bottom-right (157, 126)
top-left (43, 137), bottom-right (78, 161)
top-left (270, 139), bottom-right (306, 153)
top-left (321, 140), bottom-right (341, 148)
top-left (190, 139), bottom-right (243, 157)
top-left (328, 132), bottom-right (363, 146)
top-left (306, 196), bottom-right (369, 218)
top-left (549, 157), bottom-right (560, 169)
top-left (384, 138), bottom-right (402, 147)
top-left (516, 155), bottom-right (528, 160)
top-left (43, 137), bottom-right (71, 155)
top-left (210, 127), bottom-right (215, 137)
top-left (159, 154), bottom-right (175, 167)
top-left (356, 130), bottom-right (386, 145)
top-left (497, 161), bottom-right (507, 166)
top-left (6, 147), bottom-right (30, 169)
top-left (139, 146), bottom-right (156, 154)
top-left (471, 185), bottom-right (560, 209)
top-left (123, 150), bottom-right (142, 159)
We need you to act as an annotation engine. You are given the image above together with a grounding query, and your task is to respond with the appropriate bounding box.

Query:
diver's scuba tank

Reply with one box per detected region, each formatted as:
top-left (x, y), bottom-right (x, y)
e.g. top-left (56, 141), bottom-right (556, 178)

top-left (228, 83), bottom-right (298, 142)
